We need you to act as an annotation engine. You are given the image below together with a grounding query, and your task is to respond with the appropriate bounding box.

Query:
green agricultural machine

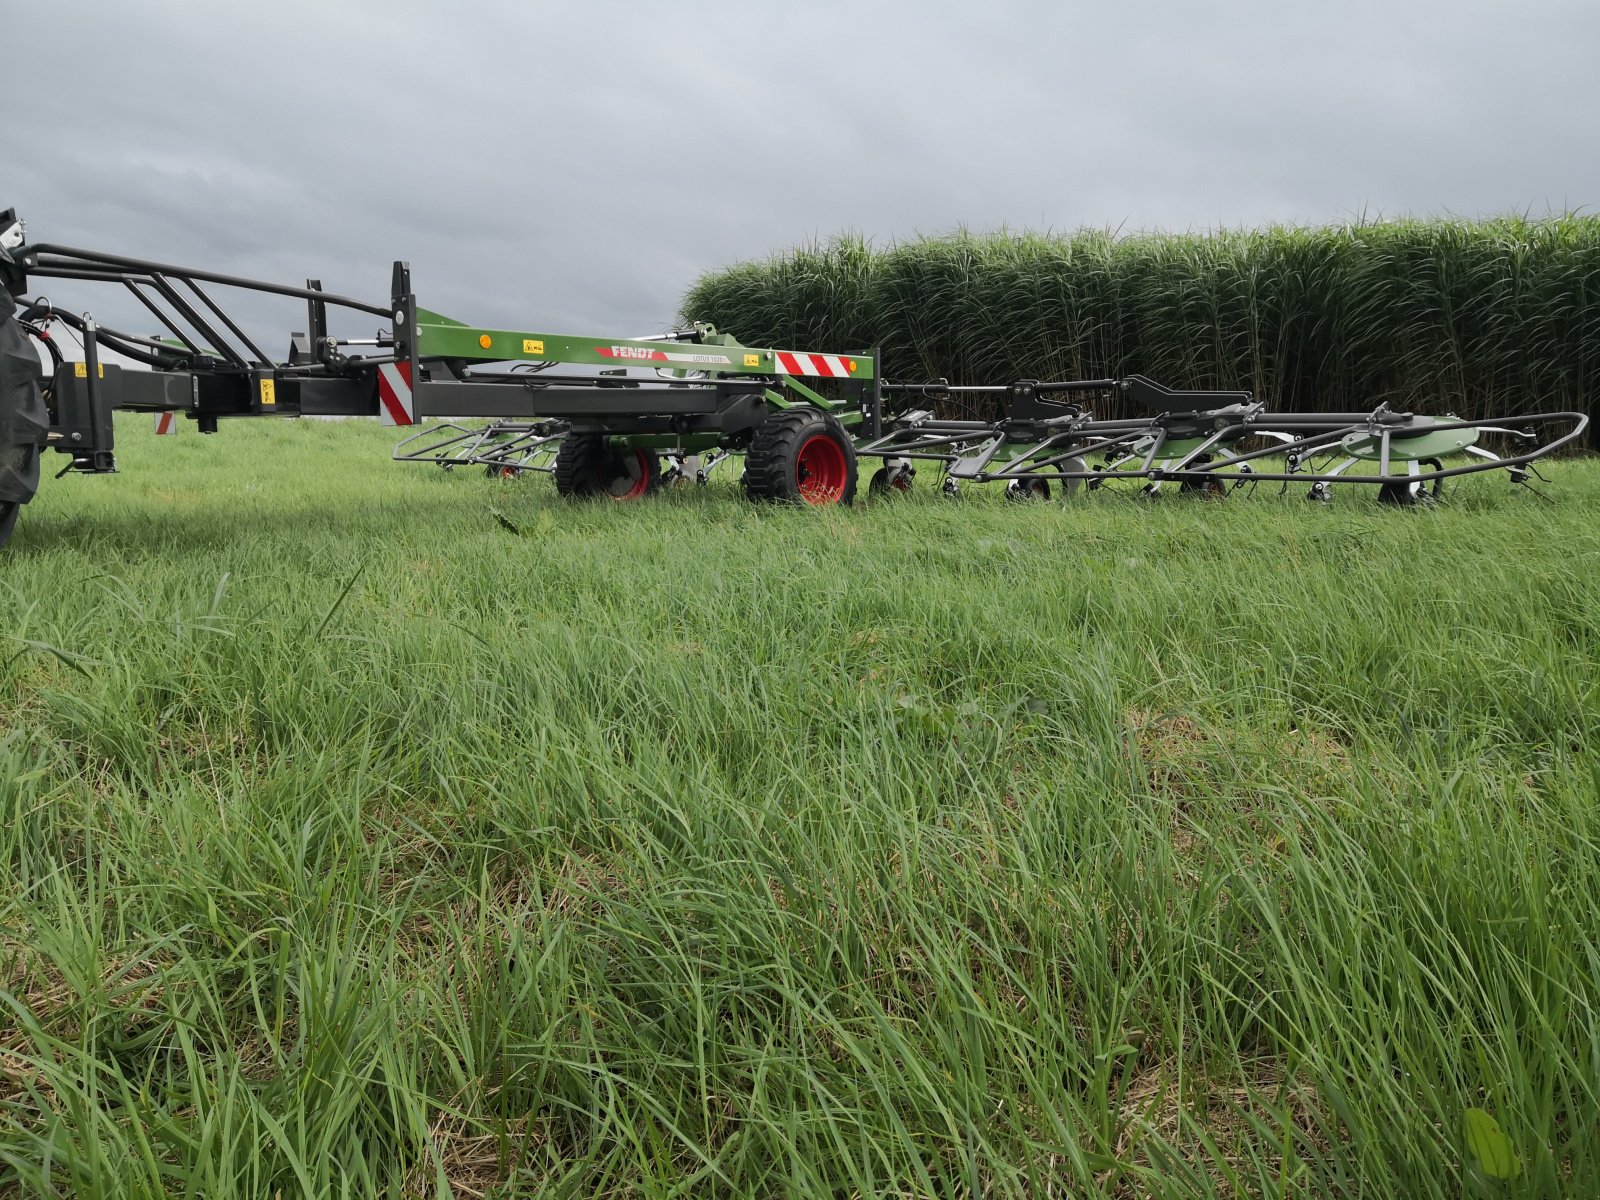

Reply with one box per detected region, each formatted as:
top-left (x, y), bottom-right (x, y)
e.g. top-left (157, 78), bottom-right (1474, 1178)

top-left (0, 206), bottom-right (1588, 548)
top-left (398, 376), bottom-right (1586, 508)
top-left (0, 208), bottom-right (881, 545)
top-left (852, 377), bottom-right (1588, 504)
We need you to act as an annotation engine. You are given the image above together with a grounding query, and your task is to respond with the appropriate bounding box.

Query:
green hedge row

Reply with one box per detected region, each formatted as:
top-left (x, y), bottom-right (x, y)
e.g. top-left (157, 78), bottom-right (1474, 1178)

top-left (680, 217), bottom-right (1600, 432)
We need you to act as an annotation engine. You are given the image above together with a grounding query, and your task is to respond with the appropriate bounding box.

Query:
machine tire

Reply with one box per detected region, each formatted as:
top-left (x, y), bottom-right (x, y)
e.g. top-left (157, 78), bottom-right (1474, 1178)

top-left (0, 291), bottom-right (48, 549)
top-left (553, 433), bottom-right (660, 500)
top-left (868, 464), bottom-right (913, 497)
top-left (1177, 454), bottom-right (1227, 498)
top-left (743, 407), bottom-right (857, 505)
top-left (1377, 482), bottom-right (1413, 506)
top-left (1420, 457), bottom-right (1445, 501)
top-left (1377, 458), bottom-right (1444, 507)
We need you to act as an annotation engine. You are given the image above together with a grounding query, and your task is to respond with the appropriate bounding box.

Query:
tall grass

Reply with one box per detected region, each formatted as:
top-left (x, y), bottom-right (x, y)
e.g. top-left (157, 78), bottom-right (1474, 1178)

top-left (682, 217), bottom-right (1600, 433)
top-left (2, 417), bottom-right (1599, 1196)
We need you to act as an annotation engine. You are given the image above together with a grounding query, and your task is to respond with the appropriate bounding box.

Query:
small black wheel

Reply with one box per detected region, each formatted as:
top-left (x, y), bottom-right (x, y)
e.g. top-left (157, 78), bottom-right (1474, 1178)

top-left (868, 464), bottom-right (914, 496)
top-left (1421, 457), bottom-right (1444, 501)
top-left (553, 434), bottom-right (660, 500)
top-left (743, 407), bottom-right (857, 505)
top-left (1377, 461), bottom-right (1442, 507)
top-left (0, 292), bottom-right (49, 549)
top-left (1057, 457), bottom-right (1087, 498)
top-left (659, 456), bottom-right (688, 489)
top-left (1377, 482), bottom-right (1413, 506)
top-left (1177, 454), bottom-right (1226, 498)
top-left (1006, 478), bottom-right (1051, 501)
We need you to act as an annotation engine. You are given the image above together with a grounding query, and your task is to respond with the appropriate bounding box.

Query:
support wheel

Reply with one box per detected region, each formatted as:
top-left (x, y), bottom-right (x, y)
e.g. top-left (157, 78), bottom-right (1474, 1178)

top-left (0, 292), bottom-right (49, 548)
top-left (1178, 454), bottom-right (1226, 498)
top-left (1421, 457), bottom-right (1444, 501)
top-left (1058, 457), bottom-right (1086, 498)
top-left (1378, 459), bottom-right (1443, 507)
top-left (743, 407), bottom-right (857, 505)
top-left (1377, 483), bottom-right (1414, 506)
top-left (1006, 478), bottom-right (1051, 501)
top-left (553, 434), bottom-right (660, 500)
top-left (868, 464), bottom-right (914, 497)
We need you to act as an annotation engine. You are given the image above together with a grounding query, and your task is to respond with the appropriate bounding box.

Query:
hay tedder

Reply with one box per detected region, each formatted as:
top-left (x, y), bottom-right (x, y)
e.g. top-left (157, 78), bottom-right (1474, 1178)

top-left (0, 207), bottom-right (1587, 547)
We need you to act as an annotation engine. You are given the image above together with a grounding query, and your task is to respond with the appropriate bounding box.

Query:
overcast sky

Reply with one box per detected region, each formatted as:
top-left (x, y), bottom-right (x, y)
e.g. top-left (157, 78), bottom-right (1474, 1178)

top-left (10, 0), bottom-right (1599, 346)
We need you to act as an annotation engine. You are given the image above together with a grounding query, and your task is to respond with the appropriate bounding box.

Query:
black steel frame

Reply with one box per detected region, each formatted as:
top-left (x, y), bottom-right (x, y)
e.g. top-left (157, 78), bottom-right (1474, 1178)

top-left (8, 238), bottom-right (859, 476)
top-left (857, 376), bottom-right (1588, 495)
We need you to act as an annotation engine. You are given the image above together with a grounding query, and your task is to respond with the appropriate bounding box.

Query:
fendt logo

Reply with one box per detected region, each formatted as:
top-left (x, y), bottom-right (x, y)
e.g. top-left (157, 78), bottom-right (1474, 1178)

top-left (594, 345), bottom-right (734, 366)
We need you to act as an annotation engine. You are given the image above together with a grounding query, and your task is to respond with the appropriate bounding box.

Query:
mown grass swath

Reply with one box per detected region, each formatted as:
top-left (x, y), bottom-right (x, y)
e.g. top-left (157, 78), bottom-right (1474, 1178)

top-left (682, 217), bottom-right (1600, 431)
top-left (2, 418), bottom-right (1599, 1196)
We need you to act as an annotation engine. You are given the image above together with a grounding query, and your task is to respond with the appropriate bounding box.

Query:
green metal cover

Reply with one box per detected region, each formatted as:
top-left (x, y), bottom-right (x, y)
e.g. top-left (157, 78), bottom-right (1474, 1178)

top-left (1156, 436), bottom-right (1211, 458)
top-left (1341, 418), bottom-right (1479, 462)
top-left (413, 310), bottom-right (876, 381)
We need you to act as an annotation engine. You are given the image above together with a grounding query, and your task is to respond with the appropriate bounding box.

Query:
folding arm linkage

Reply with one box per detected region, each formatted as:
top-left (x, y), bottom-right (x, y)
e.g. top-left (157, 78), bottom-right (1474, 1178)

top-left (859, 372), bottom-right (1589, 502)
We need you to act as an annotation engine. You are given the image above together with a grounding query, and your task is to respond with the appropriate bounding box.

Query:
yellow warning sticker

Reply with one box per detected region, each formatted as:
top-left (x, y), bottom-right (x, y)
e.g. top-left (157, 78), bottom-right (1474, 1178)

top-left (744, 354), bottom-right (760, 367)
top-left (260, 379), bottom-right (276, 407)
top-left (73, 362), bottom-right (106, 378)
top-left (523, 339), bottom-right (544, 355)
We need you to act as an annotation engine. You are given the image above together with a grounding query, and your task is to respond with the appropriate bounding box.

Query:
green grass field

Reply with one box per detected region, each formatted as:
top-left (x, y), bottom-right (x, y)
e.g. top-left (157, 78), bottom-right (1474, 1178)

top-left (3, 417), bottom-right (1598, 1198)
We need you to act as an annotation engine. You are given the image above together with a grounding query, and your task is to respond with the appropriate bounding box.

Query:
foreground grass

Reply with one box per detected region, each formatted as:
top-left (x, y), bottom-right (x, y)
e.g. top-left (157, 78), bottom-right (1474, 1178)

top-left (2, 417), bottom-right (1598, 1198)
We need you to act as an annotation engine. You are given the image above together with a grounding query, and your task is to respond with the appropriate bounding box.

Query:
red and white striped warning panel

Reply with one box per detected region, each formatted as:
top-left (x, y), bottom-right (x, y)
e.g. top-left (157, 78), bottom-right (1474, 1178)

top-left (378, 361), bottom-right (415, 426)
top-left (774, 352), bottom-right (855, 378)
top-left (154, 412), bottom-right (177, 435)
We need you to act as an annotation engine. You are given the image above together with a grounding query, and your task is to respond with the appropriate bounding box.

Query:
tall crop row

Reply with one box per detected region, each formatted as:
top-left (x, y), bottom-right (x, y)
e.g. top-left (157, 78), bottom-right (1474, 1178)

top-left (681, 217), bottom-right (1600, 433)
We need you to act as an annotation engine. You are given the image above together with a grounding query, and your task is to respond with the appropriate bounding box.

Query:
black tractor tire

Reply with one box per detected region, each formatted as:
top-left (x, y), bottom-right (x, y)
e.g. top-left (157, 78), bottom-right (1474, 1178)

top-left (553, 433), bottom-right (660, 500)
top-left (0, 291), bottom-right (49, 549)
top-left (743, 407), bottom-right (857, 505)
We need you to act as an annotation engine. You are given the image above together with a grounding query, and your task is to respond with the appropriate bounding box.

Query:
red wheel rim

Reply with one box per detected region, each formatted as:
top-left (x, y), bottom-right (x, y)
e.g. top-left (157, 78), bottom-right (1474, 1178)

top-left (605, 450), bottom-right (652, 500)
top-left (796, 435), bottom-right (848, 504)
